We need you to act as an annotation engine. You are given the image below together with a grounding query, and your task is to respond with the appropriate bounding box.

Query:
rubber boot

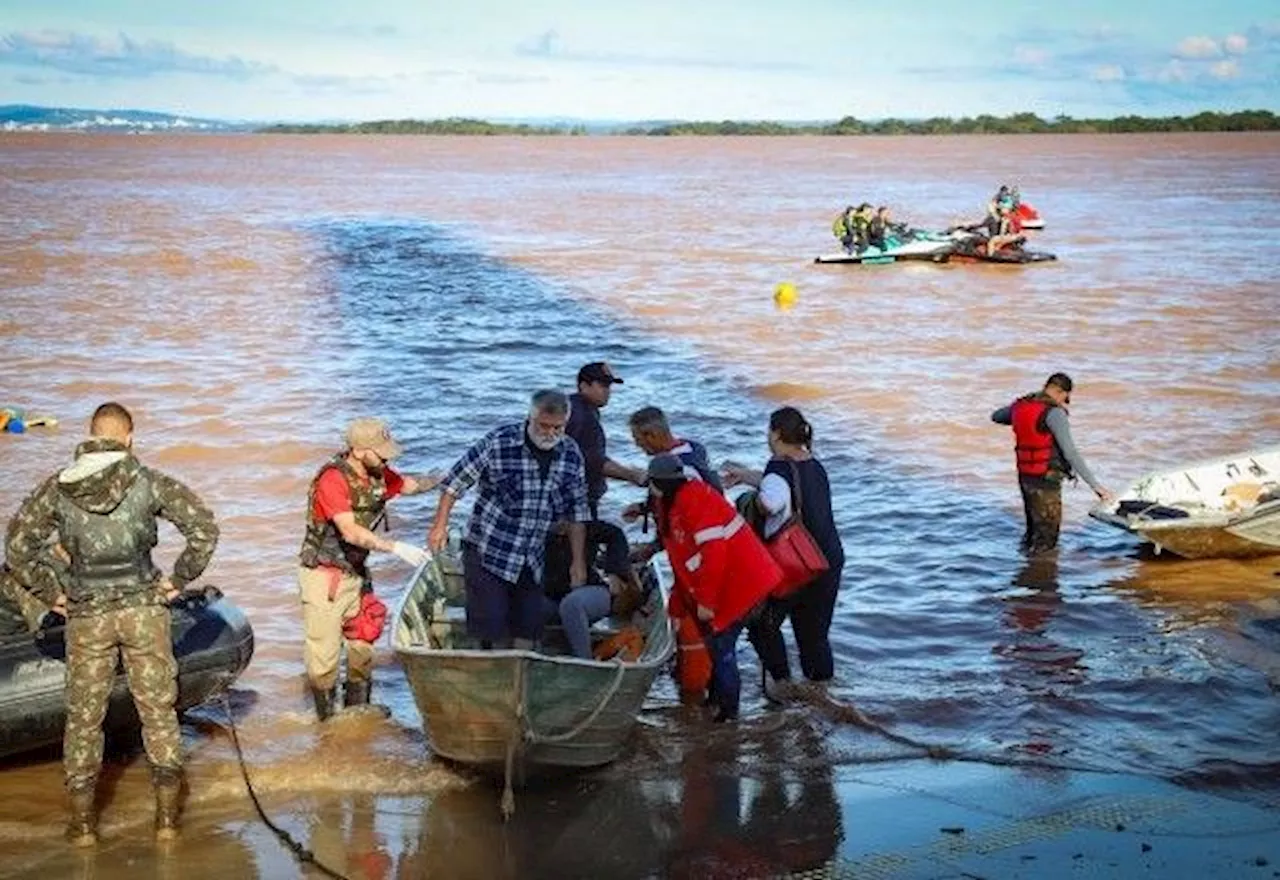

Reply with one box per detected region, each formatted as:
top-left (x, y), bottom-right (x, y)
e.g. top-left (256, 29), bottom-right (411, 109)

top-left (343, 679), bottom-right (370, 708)
top-left (342, 679), bottom-right (390, 718)
top-left (311, 685), bottom-right (336, 722)
top-left (153, 768), bottom-right (183, 841)
top-left (65, 784), bottom-right (97, 847)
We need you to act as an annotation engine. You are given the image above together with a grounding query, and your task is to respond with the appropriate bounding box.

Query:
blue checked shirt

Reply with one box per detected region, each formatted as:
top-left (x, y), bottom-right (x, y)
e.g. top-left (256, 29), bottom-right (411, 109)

top-left (440, 421), bottom-right (591, 584)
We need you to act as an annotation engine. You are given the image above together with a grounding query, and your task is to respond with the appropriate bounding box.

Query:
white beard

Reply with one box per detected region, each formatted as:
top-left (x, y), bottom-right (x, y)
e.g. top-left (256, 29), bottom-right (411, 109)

top-left (527, 425), bottom-right (562, 451)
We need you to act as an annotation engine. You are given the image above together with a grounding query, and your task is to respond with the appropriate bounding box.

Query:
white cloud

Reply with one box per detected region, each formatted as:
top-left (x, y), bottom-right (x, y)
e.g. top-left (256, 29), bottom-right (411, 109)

top-left (1208, 59), bottom-right (1240, 79)
top-left (1154, 59), bottom-right (1192, 83)
top-left (1173, 36), bottom-right (1221, 59)
top-left (1223, 34), bottom-right (1248, 55)
top-left (1091, 64), bottom-right (1125, 82)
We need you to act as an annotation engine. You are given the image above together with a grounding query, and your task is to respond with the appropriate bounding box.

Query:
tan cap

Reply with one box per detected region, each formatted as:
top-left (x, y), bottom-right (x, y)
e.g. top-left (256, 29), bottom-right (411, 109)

top-left (345, 418), bottom-right (402, 461)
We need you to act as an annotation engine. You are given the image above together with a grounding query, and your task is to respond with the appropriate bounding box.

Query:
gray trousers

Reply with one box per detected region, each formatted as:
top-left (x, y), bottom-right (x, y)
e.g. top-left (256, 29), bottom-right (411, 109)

top-left (544, 586), bottom-right (612, 659)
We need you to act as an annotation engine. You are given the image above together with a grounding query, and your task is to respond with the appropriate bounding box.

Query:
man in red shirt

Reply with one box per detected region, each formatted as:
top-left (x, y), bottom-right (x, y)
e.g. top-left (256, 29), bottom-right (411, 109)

top-left (298, 418), bottom-right (437, 720)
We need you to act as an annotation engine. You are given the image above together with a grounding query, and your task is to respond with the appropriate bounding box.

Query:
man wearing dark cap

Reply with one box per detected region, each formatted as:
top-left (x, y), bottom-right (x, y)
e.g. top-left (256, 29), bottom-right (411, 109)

top-left (567, 362), bottom-right (645, 518)
top-left (992, 373), bottom-right (1114, 554)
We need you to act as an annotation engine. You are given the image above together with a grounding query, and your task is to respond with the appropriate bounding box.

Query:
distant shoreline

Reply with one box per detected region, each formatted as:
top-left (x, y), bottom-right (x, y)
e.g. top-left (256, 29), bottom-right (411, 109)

top-left (258, 110), bottom-right (1279, 136)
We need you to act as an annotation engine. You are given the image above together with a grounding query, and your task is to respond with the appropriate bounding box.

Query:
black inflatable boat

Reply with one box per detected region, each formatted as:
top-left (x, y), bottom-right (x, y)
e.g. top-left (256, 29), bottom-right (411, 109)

top-left (0, 586), bottom-right (254, 759)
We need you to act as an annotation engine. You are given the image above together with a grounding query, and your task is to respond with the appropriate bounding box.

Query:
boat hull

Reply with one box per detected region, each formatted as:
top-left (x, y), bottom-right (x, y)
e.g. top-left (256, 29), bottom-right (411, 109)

top-left (1090, 446), bottom-right (1280, 559)
top-left (398, 648), bottom-right (664, 774)
top-left (393, 550), bottom-right (675, 779)
top-left (1132, 517), bottom-right (1280, 560)
top-left (0, 587), bottom-right (255, 760)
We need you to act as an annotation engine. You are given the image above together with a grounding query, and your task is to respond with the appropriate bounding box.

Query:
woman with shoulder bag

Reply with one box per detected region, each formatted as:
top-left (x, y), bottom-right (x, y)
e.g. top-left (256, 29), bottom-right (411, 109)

top-left (722, 407), bottom-right (845, 688)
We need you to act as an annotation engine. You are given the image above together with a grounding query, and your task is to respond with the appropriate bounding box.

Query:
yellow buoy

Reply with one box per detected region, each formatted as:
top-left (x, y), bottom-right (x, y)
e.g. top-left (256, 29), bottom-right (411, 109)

top-left (773, 281), bottom-right (797, 309)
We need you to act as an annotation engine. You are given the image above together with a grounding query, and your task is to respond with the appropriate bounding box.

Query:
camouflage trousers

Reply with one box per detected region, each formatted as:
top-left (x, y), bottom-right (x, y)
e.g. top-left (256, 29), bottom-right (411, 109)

top-left (1018, 476), bottom-right (1063, 555)
top-left (64, 606), bottom-right (180, 789)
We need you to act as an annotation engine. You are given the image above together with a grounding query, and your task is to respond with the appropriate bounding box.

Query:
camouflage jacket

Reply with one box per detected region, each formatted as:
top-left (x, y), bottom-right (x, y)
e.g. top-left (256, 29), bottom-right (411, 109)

top-left (5, 438), bottom-right (219, 618)
top-left (0, 564), bottom-right (54, 631)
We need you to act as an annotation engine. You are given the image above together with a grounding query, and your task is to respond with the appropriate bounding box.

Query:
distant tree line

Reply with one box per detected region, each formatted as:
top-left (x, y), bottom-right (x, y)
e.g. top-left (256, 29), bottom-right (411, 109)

top-left (258, 117), bottom-right (589, 135)
top-left (640, 109), bottom-right (1280, 136)
top-left (259, 109), bottom-right (1279, 136)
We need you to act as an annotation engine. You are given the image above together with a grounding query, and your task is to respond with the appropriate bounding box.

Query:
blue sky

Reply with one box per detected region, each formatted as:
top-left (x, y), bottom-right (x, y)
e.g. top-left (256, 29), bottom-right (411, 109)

top-left (1, 1), bottom-right (1277, 122)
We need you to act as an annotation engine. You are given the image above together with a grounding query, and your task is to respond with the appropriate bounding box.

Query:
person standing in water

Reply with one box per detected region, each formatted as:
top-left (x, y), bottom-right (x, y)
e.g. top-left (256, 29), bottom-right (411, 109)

top-left (649, 454), bottom-right (781, 721)
top-left (991, 373), bottom-right (1114, 554)
top-left (5, 402), bottom-right (218, 846)
top-left (298, 418), bottom-right (437, 721)
top-left (723, 407), bottom-right (845, 693)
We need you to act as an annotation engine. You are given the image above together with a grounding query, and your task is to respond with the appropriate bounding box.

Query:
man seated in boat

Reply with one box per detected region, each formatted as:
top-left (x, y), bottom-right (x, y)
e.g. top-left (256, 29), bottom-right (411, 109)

top-left (542, 519), bottom-right (645, 659)
top-left (428, 390), bottom-right (591, 650)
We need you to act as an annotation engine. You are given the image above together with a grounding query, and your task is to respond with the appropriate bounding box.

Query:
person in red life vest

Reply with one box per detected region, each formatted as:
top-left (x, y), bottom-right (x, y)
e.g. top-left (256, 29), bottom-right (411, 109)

top-left (992, 373), bottom-right (1114, 555)
top-left (648, 454), bottom-right (781, 722)
top-left (298, 418), bottom-right (439, 721)
top-left (620, 406), bottom-right (724, 703)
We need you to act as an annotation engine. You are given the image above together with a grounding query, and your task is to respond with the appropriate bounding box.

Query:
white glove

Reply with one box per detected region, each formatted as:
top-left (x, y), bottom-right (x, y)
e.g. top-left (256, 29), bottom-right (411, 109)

top-left (391, 541), bottom-right (429, 568)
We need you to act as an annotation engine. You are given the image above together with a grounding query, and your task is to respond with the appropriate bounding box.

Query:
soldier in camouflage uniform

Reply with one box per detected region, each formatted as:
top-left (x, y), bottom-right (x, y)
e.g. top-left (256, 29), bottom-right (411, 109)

top-left (0, 540), bottom-right (72, 631)
top-left (4, 402), bottom-right (218, 846)
top-left (0, 563), bottom-right (56, 631)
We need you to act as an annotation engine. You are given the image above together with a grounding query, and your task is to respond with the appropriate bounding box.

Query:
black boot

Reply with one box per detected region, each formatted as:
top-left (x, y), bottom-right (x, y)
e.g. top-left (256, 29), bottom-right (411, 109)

top-left (343, 679), bottom-right (370, 708)
top-left (341, 679), bottom-right (389, 718)
top-left (310, 686), bottom-right (336, 722)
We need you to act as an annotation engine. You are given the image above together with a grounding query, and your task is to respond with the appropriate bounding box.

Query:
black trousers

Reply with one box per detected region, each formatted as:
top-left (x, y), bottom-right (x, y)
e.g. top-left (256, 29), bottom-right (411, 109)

top-left (543, 520), bottom-right (631, 600)
top-left (747, 567), bottom-right (842, 683)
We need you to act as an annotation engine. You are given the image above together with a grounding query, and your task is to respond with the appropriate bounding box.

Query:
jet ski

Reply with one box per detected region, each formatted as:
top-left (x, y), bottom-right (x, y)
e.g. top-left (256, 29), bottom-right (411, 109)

top-left (817, 227), bottom-right (1055, 266)
top-left (0, 585), bottom-right (254, 760)
top-left (943, 233), bottom-right (1057, 264)
top-left (815, 226), bottom-right (954, 265)
top-left (1013, 201), bottom-right (1044, 230)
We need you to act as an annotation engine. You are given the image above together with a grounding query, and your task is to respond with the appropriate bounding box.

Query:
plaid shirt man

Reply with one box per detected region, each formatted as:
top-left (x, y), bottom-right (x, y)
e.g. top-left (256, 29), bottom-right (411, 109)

top-left (440, 422), bottom-right (591, 585)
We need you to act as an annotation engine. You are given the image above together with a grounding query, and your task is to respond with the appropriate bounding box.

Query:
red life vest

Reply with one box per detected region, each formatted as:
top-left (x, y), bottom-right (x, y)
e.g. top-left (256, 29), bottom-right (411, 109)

top-left (1010, 396), bottom-right (1056, 477)
top-left (657, 480), bottom-right (782, 634)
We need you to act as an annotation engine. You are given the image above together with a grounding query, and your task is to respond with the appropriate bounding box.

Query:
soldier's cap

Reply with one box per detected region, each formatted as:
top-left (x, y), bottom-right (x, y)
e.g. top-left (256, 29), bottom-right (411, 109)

top-left (647, 454), bottom-right (688, 482)
top-left (345, 418), bottom-right (402, 461)
top-left (577, 362), bottom-right (623, 386)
